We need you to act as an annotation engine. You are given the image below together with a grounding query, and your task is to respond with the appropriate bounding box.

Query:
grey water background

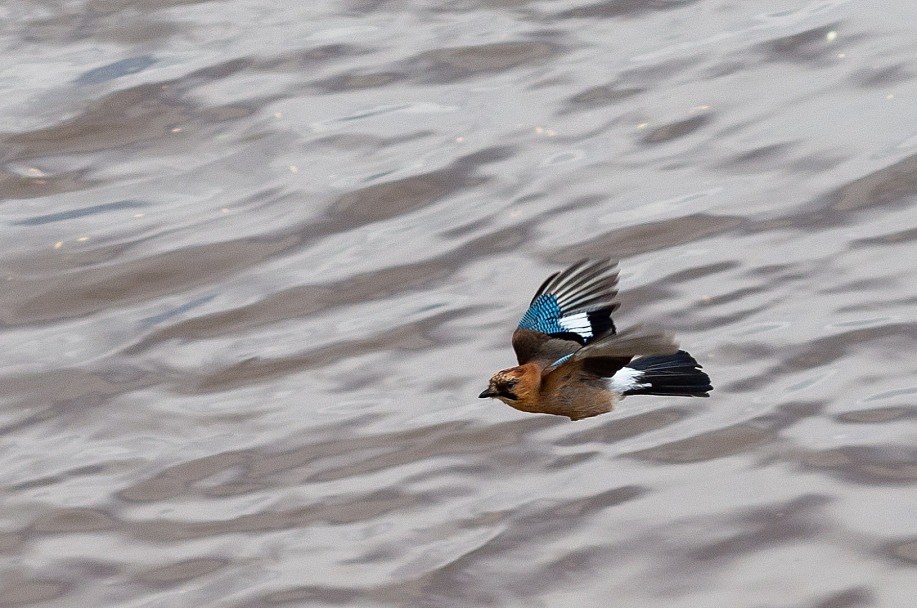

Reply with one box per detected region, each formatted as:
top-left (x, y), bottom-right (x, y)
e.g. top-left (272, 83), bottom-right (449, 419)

top-left (1, 1), bottom-right (916, 606)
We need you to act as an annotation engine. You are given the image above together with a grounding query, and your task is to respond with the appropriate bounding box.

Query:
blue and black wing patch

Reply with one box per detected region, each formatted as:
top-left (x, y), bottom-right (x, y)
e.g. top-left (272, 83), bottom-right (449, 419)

top-left (516, 259), bottom-right (620, 345)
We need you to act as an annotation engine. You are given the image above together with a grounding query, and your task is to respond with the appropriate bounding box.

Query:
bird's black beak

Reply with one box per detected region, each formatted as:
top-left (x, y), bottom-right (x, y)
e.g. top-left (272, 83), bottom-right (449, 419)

top-left (479, 388), bottom-right (496, 399)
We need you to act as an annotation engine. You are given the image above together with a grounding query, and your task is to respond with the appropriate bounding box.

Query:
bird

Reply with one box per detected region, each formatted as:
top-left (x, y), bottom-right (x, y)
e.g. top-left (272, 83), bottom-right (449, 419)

top-left (479, 259), bottom-right (712, 420)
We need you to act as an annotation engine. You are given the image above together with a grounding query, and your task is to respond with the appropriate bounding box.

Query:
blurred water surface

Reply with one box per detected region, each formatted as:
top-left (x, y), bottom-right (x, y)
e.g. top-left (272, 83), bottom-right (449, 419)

top-left (1, 1), bottom-right (916, 606)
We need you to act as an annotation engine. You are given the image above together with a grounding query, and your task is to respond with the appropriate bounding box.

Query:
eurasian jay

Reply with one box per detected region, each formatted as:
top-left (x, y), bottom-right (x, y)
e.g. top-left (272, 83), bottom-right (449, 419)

top-left (479, 259), bottom-right (711, 420)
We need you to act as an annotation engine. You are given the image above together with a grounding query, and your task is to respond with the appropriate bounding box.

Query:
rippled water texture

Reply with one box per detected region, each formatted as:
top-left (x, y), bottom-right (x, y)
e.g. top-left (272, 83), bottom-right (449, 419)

top-left (2, 1), bottom-right (916, 606)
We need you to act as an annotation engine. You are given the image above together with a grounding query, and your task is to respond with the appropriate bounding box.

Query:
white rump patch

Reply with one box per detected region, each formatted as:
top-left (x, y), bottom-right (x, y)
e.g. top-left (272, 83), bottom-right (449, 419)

top-left (609, 367), bottom-right (649, 396)
top-left (558, 312), bottom-right (592, 337)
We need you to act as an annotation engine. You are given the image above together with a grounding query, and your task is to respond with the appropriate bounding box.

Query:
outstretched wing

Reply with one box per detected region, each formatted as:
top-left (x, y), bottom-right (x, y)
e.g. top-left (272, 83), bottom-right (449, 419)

top-left (542, 325), bottom-right (679, 378)
top-left (512, 259), bottom-right (620, 364)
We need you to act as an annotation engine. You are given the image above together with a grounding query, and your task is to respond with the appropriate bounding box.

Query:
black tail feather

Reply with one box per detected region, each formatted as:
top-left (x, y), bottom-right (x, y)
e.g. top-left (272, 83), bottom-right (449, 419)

top-left (622, 350), bottom-right (712, 397)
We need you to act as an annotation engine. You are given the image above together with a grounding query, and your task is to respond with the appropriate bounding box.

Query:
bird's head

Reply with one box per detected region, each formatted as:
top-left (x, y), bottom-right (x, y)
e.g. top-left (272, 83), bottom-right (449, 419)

top-left (479, 366), bottom-right (533, 406)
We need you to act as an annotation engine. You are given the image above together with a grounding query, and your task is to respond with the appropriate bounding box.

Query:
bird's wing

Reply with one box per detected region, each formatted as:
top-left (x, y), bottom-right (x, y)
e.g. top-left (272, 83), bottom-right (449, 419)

top-left (543, 325), bottom-right (679, 378)
top-left (512, 259), bottom-right (620, 364)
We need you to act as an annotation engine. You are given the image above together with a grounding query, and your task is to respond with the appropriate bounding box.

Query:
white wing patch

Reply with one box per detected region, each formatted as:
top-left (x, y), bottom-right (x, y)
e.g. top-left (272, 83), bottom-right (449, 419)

top-left (558, 312), bottom-right (593, 337)
top-left (609, 367), bottom-right (649, 396)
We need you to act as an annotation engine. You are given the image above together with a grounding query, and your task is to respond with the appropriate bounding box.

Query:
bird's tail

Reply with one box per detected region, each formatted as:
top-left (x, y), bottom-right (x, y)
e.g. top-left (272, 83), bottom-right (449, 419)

top-left (611, 350), bottom-right (712, 397)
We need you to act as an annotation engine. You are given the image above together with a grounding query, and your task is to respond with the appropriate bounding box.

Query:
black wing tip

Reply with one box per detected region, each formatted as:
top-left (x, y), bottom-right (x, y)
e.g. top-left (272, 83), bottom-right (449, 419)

top-left (531, 270), bottom-right (561, 305)
top-left (540, 258), bottom-right (620, 310)
top-left (519, 258), bottom-right (622, 348)
top-left (531, 258), bottom-right (619, 294)
top-left (566, 257), bottom-right (616, 268)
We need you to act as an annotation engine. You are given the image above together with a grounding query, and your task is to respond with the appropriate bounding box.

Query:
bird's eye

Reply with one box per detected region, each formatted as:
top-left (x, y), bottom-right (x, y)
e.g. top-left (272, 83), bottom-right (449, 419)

top-left (496, 377), bottom-right (519, 400)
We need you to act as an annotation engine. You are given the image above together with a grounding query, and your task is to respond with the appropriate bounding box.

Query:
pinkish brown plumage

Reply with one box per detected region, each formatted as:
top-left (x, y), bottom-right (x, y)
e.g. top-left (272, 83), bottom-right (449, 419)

top-left (479, 259), bottom-right (712, 420)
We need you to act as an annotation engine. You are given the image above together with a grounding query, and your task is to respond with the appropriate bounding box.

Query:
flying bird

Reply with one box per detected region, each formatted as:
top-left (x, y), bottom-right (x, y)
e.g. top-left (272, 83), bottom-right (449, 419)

top-left (479, 259), bottom-right (711, 420)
